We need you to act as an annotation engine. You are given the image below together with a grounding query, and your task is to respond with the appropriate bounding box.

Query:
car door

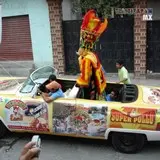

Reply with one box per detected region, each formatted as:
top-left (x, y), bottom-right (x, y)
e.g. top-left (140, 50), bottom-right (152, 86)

top-left (11, 65), bottom-right (58, 133)
top-left (52, 97), bottom-right (76, 135)
top-left (74, 98), bottom-right (109, 138)
top-left (2, 93), bottom-right (23, 131)
top-left (20, 95), bottom-right (52, 133)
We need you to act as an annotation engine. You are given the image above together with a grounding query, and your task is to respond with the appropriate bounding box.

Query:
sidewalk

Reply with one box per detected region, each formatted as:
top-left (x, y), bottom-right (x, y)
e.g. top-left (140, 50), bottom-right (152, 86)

top-left (58, 74), bottom-right (160, 87)
top-left (0, 74), bottom-right (159, 87)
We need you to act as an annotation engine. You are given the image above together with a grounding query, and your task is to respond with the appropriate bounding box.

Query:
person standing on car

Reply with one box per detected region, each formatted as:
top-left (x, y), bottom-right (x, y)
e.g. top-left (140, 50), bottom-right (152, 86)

top-left (76, 9), bottom-right (108, 100)
top-left (116, 60), bottom-right (131, 84)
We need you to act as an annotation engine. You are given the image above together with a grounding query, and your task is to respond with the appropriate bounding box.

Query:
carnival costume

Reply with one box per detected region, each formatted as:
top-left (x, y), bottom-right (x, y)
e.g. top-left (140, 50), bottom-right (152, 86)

top-left (76, 9), bottom-right (108, 100)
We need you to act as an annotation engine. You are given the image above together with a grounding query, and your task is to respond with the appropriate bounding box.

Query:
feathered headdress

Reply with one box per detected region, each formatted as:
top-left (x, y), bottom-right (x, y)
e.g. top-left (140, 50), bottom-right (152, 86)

top-left (79, 9), bottom-right (108, 50)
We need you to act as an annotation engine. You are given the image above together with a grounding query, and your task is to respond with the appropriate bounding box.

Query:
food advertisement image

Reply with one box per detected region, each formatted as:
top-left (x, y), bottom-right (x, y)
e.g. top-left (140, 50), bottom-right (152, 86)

top-left (53, 103), bottom-right (108, 137)
top-left (109, 106), bottom-right (160, 131)
top-left (4, 99), bottom-right (49, 132)
top-left (143, 87), bottom-right (160, 105)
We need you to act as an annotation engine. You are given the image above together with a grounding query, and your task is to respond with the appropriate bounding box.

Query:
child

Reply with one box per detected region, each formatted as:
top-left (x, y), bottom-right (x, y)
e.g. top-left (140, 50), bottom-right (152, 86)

top-left (41, 75), bottom-right (64, 103)
top-left (106, 90), bottom-right (118, 102)
top-left (116, 60), bottom-right (131, 84)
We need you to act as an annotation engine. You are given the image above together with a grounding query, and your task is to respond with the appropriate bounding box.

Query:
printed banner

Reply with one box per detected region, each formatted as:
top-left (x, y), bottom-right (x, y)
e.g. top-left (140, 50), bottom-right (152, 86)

top-left (53, 102), bottom-right (108, 137)
top-left (4, 99), bottom-right (50, 132)
top-left (143, 87), bottom-right (160, 105)
top-left (109, 107), bottom-right (160, 130)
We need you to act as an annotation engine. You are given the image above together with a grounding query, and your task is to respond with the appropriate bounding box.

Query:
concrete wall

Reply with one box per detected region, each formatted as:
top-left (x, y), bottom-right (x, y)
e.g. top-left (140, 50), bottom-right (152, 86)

top-left (1, 0), bottom-right (53, 68)
top-left (148, 0), bottom-right (160, 20)
top-left (62, 0), bottom-right (81, 20)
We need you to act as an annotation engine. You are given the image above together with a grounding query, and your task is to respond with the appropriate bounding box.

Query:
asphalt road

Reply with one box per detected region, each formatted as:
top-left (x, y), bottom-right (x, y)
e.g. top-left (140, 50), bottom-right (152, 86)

top-left (0, 133), bottom-right (160, 160)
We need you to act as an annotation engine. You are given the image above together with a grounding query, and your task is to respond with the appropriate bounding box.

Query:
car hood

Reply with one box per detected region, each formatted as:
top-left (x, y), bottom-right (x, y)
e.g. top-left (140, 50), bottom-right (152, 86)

top-left (0, 77), bottom-right (25, 94)
top-left (0, 77), bottom-right (26, 81)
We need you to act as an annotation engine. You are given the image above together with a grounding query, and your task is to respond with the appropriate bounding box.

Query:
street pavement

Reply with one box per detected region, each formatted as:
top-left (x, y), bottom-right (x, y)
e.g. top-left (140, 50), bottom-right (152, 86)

top-left (59, 74), bottom-right (160, 86)
top-left (0, 133), bottom-right (160, 160)
top-left (0, 75), bottom-right (160, 160)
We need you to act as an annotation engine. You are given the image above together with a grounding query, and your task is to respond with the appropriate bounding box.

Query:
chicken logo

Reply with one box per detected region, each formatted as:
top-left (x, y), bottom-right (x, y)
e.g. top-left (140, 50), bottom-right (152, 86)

top-left (5, 100), bottom-right (26, 121)
top-left (10, 106), bottom-right (23, 121)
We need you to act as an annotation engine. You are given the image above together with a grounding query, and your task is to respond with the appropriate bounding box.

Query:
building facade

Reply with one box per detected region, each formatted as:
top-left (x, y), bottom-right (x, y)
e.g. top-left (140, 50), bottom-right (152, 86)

top-left (134, 0), bottom-right (160, 78)
top-left (0, 0), bottom-right (159, 78)
top-left (61, 0), bottom-right (160, 78)
top-left (0, 0), bottom-right (53, 69)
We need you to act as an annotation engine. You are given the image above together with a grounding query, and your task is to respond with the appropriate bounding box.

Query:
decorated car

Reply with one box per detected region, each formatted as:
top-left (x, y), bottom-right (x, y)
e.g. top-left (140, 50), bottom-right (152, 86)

top-left (0, 66), bottom-right (160, 153)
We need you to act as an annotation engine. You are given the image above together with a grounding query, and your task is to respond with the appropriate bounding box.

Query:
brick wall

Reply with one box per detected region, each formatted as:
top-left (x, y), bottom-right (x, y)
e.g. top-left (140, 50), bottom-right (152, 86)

top-left (47, 0), bottom-right (65, 74)
top-left (134, 0), bottom-right (147, 78)
top-left (47, 0), bottom-right (148, 77)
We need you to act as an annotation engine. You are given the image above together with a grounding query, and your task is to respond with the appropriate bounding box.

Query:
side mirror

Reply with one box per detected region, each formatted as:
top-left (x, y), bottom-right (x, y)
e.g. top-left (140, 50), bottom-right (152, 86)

top-left (36, 89), bottom-right (42, 96)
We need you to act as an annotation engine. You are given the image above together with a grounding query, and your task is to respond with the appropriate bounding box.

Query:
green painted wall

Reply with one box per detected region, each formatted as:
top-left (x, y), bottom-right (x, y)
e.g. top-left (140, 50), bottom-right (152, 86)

top-left (2, 0), bottom-right (53, 67)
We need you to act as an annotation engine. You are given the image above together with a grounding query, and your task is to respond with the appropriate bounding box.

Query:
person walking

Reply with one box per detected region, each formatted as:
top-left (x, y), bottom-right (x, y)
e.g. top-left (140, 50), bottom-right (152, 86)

top-left (116, 60), bottom-right (131, 84)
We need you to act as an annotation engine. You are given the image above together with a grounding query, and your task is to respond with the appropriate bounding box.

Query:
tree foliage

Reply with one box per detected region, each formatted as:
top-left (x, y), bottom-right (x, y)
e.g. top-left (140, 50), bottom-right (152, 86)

top-left (72, 0), bottom-right (134, 18)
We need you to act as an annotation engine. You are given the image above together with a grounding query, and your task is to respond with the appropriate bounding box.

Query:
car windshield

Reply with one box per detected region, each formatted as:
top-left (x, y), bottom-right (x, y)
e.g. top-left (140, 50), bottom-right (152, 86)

top-left (31, 66), bottom-right (57, 82)
top-left (19, 77), bottom-right (35, 93)
top-left (19, 66), bottom-right (57, 93)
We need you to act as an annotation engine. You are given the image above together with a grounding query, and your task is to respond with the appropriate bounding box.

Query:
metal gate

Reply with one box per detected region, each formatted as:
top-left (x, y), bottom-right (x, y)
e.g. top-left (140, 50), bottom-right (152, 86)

top-left (63, 17), bottom-right (134, 74)
top-left (147, 21), bottom-right (160, 73)
top-left (0, 15), bottom-right (33, 60)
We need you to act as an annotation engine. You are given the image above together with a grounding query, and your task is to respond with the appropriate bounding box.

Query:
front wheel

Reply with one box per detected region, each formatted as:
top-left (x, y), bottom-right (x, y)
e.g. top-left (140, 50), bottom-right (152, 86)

top-left (112, 132), bottom-right (146, 153)
top-left (0, 121), bottom-right (8, 138)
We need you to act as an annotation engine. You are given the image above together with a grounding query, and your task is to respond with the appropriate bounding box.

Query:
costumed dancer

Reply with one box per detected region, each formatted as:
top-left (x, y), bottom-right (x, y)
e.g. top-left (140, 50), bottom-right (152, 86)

top-left (76, 9), bottom-right (108, 100)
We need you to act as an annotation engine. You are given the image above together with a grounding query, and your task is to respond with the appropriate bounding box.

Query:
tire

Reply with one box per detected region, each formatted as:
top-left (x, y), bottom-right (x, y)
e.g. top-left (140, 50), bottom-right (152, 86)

top-left (112, 132), bottom-right (146, 153)
top-left (0, 120), bottom-right (8, 138)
